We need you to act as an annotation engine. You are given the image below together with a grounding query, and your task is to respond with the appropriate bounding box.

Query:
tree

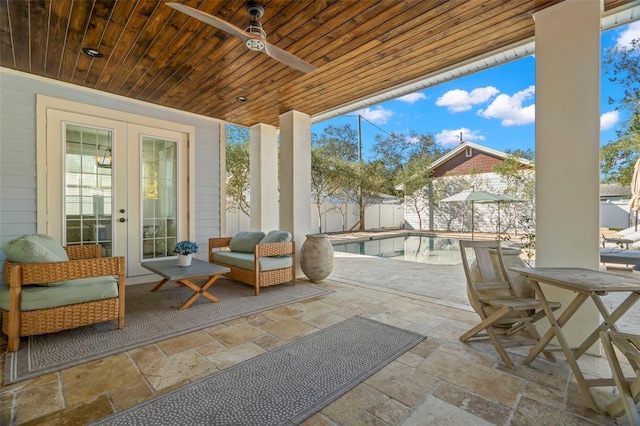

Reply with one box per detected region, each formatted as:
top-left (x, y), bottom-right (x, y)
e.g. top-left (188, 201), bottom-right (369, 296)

top-left (312, 124), bottom-right (358, 161)
top-left (313, 124), bottom-right (403, 231)
top-left (331, 165), bottom-right (359, 231)
top-left (378, 131), bottom-right (445, 230)
top-left (601, 37), bottom-right (640, 185)
top-left (601, 114), bottom-right (639, 185)
top-left (492, 156), bottom-right (535, 235)
top-left (310, 149), bottom-right (342, 232)
top-left (311, 125), bottom-right (360, 231)
top-left (372, 131), bottom-right (410, 177)
top-left (395, 155), bottom-right (433, 230)
top-left (347, 160), bottom-right (389, 231)
top-left (373, 131), bottom-right (445, 195)
top-left (504, 148), bottom-right (535, 161)
top-left (225, 125), bottom-right (251, 216)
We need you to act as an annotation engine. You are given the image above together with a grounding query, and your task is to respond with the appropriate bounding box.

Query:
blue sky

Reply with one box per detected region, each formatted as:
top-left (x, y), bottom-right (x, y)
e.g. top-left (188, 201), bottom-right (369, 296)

top-left (311, 22), bottom-right (640, 160)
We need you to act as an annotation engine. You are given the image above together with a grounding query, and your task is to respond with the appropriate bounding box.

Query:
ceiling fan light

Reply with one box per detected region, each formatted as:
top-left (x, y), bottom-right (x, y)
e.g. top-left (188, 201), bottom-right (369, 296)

top-left (245, 38), bottom-right (265, 51)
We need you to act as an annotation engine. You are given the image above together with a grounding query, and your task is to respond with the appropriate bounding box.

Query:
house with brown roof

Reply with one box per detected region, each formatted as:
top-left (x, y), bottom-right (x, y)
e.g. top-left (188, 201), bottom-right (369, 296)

top-left (403, 142), bottom-right (534, 234)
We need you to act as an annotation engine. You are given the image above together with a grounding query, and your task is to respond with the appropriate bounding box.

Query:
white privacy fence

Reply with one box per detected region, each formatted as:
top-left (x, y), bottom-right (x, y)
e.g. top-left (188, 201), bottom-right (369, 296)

top-left (226, 203), bottom-right (404, 235)
top-left (225, 201), bottom-right (632, 236)
top-left (404, 200), bottom-right (633, 234)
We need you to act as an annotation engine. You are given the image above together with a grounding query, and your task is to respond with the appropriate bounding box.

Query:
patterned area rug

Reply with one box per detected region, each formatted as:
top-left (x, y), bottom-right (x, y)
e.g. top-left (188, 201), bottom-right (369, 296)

top-left (4, 279), bottom-right (332, 384)
top-left (92, 316), bottom-right (426, 426)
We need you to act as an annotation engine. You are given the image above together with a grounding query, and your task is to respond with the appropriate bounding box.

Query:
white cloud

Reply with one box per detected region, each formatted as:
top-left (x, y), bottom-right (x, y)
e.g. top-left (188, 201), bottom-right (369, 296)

top-left (397, 93), bottom-right (427, 104)
top-left (478, 85), bottom-right (535, 126)
top-left (355, 106), bottom-right (393, 125)
top-left (435, 86), bottom-right (499, 112)
top-left (616, 21), bottom-right (640, 49)
top-left (600, 110), bottom-right (619, 130)
top-left (435, 128), bottom-right (486, 146)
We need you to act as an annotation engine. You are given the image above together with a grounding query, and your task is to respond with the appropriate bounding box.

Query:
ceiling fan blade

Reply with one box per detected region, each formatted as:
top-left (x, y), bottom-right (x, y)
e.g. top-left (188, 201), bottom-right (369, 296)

top-left (264, 42), bottom-right (317, 74)
top-left (166, 2), bottom-right (255, 42)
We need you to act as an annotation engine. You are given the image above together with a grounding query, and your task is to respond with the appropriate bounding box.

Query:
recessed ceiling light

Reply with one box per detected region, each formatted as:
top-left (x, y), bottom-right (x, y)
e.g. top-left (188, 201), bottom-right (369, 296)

top-left (236, 96), bottom-right (247, 102)
top-left (82, 47), bottom-right (103, 58)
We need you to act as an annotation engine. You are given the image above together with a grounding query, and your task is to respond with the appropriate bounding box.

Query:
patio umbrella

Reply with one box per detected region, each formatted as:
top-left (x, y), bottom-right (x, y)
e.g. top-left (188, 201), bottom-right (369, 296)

top-left (440, 189), bottom-right (502, 240)
top-left (630, 158), bottom-right (640, 231)
top-left (476, 194), bottom-right (524, 240)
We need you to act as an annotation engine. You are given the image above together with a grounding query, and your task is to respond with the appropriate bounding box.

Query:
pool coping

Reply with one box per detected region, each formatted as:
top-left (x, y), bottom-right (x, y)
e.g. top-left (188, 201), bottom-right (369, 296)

top-left (329, 230), bottom-right (438, 246)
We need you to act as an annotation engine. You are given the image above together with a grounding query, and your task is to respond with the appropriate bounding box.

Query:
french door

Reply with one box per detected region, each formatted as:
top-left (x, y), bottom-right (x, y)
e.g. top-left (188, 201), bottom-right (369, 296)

top-left (126, 124), bottom-right (189, 275)
top-left (44, 109), bottom-right (189, 276)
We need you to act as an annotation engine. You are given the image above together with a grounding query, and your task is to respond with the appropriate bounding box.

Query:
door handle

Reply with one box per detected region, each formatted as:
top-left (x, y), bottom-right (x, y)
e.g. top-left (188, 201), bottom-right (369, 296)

top-left (119, 209), bottom-right (125, 213)
top-left (119, 218), bottom-right (126, 223)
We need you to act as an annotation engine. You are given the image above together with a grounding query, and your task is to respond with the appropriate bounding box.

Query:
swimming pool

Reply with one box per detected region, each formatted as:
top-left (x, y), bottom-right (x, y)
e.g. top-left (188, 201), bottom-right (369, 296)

top-left (332, 235), bottom-right (463, 265)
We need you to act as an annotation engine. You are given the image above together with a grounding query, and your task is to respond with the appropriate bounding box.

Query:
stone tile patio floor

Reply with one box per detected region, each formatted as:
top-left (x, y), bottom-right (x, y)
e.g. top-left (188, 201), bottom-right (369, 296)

top-left (1, 232), bottom-right (638, 425)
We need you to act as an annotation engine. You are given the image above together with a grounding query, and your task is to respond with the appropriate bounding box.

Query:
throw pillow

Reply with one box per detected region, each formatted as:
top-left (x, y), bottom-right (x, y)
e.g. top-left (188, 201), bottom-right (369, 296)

top-left (260, 230), bottom-right (292, 244)
top-left (229, 231), bottom-right (266, 253)
top-left (3, 234), bottom-right (70, 263)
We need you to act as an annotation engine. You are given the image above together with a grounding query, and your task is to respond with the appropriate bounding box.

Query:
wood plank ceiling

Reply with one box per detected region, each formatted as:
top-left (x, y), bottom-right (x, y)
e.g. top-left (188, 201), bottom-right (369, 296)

top-left (0, 0), bottom-right (634, 127)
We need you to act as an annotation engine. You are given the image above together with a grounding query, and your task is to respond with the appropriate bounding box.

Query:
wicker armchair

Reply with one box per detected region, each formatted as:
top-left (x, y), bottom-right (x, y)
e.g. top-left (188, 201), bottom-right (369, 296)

top-left (1, 245), bottom-right (125, 352)
top-left (209, 237), bottom-right (295, 295)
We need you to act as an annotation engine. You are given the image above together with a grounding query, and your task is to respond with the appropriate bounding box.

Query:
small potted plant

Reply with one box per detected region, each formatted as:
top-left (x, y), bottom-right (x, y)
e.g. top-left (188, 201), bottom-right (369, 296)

top-left (174, 240), bottom-right (198, 267)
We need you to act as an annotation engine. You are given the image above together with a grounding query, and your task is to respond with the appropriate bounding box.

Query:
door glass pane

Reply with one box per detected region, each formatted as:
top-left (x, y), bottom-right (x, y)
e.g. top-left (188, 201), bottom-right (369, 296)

top-left (64, 124), bottom-right (113, 256)
top-left (142, 137), bottom-right (178, 259)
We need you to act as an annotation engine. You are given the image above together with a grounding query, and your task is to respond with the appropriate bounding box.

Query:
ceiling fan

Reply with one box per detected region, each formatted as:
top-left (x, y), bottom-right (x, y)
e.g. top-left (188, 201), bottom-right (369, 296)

top-left (166, 2), bottom-right (316, 74)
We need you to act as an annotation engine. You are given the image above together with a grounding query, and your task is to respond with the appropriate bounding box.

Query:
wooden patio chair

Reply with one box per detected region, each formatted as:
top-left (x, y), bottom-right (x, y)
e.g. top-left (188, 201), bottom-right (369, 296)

top-left (458, 240), bottom-right (561, 368)
top-left (600, 331), bottom-right (640, 425)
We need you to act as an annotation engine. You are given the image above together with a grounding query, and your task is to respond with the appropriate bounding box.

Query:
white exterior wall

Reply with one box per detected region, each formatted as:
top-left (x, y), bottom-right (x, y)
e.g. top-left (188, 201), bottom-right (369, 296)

top-left (0, 69), bottom-right (222, 262)
top-left (225, 208), bottom-right (252, 237)
top-left (404, 172), bottom-right (532, 233)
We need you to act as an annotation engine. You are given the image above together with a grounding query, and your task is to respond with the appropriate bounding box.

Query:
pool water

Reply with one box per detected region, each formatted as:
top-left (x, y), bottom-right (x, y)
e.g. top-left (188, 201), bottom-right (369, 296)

top-left (332, 235), bottom-right (463, 265)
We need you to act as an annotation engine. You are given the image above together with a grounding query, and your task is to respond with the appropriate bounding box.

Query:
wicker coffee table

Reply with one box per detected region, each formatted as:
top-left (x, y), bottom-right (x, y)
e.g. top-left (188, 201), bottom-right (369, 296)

top-left (141, 259), bottom-right (230, 310)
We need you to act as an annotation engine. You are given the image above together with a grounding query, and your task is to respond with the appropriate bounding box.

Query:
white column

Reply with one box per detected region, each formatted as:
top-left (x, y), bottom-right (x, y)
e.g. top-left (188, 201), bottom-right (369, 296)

top-left (220, 122), bottom-right (227, 237)
top-left (279, 110), bottom-right (312, 273)
top-left (250, 123), bottom-right (279, 231)
top-left (534, 0), bottom-right (600, 351)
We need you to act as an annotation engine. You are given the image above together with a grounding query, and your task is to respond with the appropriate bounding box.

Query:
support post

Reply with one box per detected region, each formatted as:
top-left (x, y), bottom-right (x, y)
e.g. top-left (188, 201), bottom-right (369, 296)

top-left (534, 0), bottom-right (601, 353)
top-left (279, 110), bottom-right (312, 275)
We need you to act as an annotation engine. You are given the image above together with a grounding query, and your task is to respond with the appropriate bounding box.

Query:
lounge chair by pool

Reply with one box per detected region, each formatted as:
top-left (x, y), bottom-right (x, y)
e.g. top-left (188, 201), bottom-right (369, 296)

top-left (600, 248), bottom-right (640, 268)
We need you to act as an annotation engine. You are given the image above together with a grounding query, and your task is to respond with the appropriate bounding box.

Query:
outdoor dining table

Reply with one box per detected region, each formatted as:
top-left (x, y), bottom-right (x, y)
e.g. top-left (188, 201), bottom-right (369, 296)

top-left (510, 266), bottom-right (640, 412)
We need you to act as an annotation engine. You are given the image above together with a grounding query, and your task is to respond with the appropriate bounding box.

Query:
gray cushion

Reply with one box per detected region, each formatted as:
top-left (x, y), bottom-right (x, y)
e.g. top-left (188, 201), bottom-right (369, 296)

top-left (0, 276), bottom-right (118, 311)
top-left (2, 234), bottom-right (69, 263)
top-left (212, 251), bottom-right (293, 272)
top-left (260, 230), bottom-right (292, 244)
top-left (229, 231), bottom-right (266, 253)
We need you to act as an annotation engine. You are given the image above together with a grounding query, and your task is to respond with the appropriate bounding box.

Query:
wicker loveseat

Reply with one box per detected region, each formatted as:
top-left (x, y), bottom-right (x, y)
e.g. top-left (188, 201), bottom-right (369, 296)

top-left (1, 235), bottom-right (125, 352)
top-left (209, 230), bottom-right (295, 295)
